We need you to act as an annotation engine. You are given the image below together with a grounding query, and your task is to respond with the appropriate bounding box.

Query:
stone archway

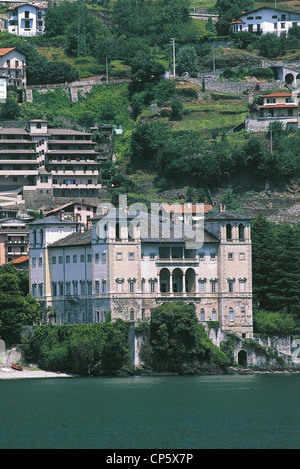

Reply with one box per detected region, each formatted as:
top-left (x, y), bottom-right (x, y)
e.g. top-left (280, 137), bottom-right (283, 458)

top-left (238, 349), bottom-right (248, 367)
top-left (185, 268), bottom-right (196, 293)
top-left (159, 268), bottom-right (170, 293)
top-left (285, 73), bottom-right (295, 86)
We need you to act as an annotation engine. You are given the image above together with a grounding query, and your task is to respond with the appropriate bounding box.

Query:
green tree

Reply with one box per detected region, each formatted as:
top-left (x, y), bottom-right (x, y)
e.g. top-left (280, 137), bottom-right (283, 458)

top-left (258, 33), bottom-right (285, 58)
top-left (215, 0), bottom-right (254, 35)
top-left (0, 98), bottom-right (20, 118)
top-left (176, 45), bottom-right (197, 75)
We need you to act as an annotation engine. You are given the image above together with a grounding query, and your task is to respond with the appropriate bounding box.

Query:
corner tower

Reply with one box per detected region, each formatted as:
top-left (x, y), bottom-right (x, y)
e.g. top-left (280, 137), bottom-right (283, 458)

top-left (205, 209), bottom-right (253, 338)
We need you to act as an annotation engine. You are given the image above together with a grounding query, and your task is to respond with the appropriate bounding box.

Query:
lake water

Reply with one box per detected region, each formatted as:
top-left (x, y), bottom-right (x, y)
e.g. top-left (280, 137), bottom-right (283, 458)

top-left (0, 374), bottom-right (299, 449)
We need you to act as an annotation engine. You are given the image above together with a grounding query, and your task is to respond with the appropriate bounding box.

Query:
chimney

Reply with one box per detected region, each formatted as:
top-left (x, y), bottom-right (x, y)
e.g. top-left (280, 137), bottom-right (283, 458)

top-left (60, 210), bottom-right (65, 221)
top-left (219, 204), bottom-right (226, 213)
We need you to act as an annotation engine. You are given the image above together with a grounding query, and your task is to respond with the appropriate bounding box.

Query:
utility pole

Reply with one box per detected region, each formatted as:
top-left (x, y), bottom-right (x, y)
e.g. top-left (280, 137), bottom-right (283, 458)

top-left (170, 38), bottom-right (176, 77)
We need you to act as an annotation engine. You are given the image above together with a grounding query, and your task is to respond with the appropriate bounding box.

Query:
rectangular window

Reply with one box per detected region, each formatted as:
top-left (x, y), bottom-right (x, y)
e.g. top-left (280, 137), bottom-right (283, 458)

top-left (229, 309), bottom-right (234, 322)
top-left (87, 282), bottom-right (92, 295)
top-left (199, 252), bottom-right (204, 259)
top-left (200, 308), bottom-right (205, 322)
top-left (52, 283), bottom-right (57, 296)
top-left (52, 256), bottom-right (56, 264)
top-left (129, 252), bottom-right (134, 261)
top-left (210, 253), bottom-right (216, 260)
top-left (66, 283), bottom-right (71, 295)
top-left (59, 256), bottom-right (63, 264)
top-left (32, 257), bottom-right (36, 266)
top-left (38, 257), bottom-right (43, 266)
top-left (66, 255), bottom-right (70, 263)
top-left (150, 252), bottom-right (155, 259)
top-left (39, 283), bottom-right (43, 297)
top-left (129, 281), bottom-right (134, 293)
top-left (73, 282), bottom-right (78, 296)
top-left (130, 310), bottom-right (135, 321)
top-left (228, 252), bottom-right (234, 260)
top-left (116, 252), bottom-right (123, 261)
top-left (25, 11), bottom-right (29, 18)
top-left (239, 252), bottom-right (245, 261)
top-left (150, 281), bottom-right (156, 293)
top-left (73, 255), bottom-right (77, 263)
top-left (199, 281), bottom-right (205, 293)
top-left (87, 254), bottom-right (92, 262)
top-left (80, 254), bottom-right (85, 263)
top-left (59, 283), bottom-right (63, 296)
top-left (102, 252), bottom-right (106, 262)
top-left (102, 280), bottom-right (107, 294)
top-left (95, 281), bottom-right (99, 293)
top-left (239, 280), bottom-right (246, 292)
top-left (228, 281), bottom-right (234, 293)
top-left (117, 281), bottom-right (123, 293)
top-left (211, 281), bottom-right (216, 293)
top-left (95, 253), bottom-right (99, 262)
top-left (32, 284), bottom-right (37, 296)
top-left (80, 282), bottom-right (85, 295)
top-left (212, 309), bottom-right (216, 321)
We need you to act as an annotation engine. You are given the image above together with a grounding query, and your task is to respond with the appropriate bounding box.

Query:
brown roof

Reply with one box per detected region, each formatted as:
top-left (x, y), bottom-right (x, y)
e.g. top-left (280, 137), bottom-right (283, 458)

top-left (0, 48), bottom-right (15, 56)
top-left (262, 92), bottom-right (292, 97)
top-left (6, 255), bottom-right (29, 265)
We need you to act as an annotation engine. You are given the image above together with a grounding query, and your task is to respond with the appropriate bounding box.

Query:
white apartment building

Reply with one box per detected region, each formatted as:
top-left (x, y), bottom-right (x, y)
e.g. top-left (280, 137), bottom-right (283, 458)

top-left (29, 208), bottom-right (253, 338)
top-left (231, 7), bottom-right (300, 36)
top-left (0, 120), bottom-right (102, 202)
top-left (7, 3), bottom-right (47, 37)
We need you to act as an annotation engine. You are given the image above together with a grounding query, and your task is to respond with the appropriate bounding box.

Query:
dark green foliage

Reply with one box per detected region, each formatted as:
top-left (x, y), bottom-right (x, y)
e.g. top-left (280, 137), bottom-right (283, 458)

top-left (148, 302), bottom-right (229, 371)
top-left (0, 264), bottom-right (40, 346)
top-left (251, 215), bottom-right (300, 325)
top-left (254, 310), bottom-right (297, 336)
top-left (258, 33), bottom-right (286, 58)
top-left (0, 99), bottom-right (20, 119)
top-left (215, 0), bottom-right (254, 35)
top-left (176, 45), bottom-right (197, 75)
top-left (21, 320), bottom-right (131, 374)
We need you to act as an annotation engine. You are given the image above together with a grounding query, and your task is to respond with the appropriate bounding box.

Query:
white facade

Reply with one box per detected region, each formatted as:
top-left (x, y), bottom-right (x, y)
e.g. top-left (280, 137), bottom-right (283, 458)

top-left (29, 210), bottom-right (254, 338)
top-left (231, 7), bottom-right (300, 36)
top-left (0, 48), bottom-right (26, 88)
top-left (7, 3), bottom-right (47, 37)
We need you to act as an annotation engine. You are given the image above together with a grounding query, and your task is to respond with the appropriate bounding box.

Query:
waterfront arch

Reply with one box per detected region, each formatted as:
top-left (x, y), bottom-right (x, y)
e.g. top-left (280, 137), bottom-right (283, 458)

top-left (238, 349), bottom-right (248, 367)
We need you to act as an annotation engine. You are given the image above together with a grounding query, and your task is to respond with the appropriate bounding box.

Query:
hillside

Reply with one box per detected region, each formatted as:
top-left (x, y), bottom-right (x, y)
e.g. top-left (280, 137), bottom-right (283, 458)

top-left (0, 0), bottom-right (299, 223)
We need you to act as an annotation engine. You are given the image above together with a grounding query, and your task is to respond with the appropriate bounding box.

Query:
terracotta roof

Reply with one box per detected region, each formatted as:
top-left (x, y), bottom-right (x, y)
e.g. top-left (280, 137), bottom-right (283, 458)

top-left (262, 92), bottom-right (292, 97)
top-left (7, 255), bottom-right (29, 264)
top-left (0, 48), bottom-right (15, 56)
top-left (45, 202), bottom-right (98, 216)
top-left (231, 20), bottom-right (245, 24)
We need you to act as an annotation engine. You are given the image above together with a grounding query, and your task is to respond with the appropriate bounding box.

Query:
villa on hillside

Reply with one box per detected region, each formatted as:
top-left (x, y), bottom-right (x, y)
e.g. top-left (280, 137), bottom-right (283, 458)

top-left (231, 7), bottom-right (300, 36)
top-left (246, 91), bottom-right (300, 132)
top-left (6, 2), bottom-right (47, 37)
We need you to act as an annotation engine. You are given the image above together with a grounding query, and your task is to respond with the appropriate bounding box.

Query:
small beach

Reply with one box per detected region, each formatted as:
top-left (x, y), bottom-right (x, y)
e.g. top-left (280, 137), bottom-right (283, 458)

top-left (0, 367), bottom-right (76, 379)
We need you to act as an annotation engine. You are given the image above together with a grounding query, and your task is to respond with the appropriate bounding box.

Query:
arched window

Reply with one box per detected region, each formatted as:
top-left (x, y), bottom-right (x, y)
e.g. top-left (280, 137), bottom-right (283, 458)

top-left (238, 224), bottom-right (245, 240)
top-left (226, 223), bottom-right (232, 240)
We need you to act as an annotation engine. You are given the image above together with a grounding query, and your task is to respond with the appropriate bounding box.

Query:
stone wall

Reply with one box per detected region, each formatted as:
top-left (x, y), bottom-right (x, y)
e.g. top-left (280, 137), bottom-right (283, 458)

top-left (190, 77), bottom-right (285, 95)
